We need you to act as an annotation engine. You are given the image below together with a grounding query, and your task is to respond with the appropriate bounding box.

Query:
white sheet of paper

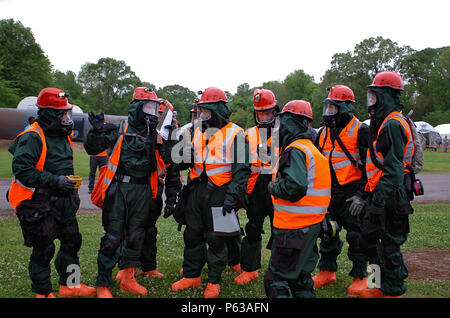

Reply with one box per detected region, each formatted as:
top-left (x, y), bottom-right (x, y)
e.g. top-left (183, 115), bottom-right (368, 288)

top-left (211, 207), bottom-right (240, 236)
top-left (156, 107), bottom-right (173, 140)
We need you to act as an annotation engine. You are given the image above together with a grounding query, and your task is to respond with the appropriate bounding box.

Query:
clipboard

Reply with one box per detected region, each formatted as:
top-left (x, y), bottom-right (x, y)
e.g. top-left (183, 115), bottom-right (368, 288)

top-left (211, 207), bottom-right (240, 236)
top-left (156, 107), bottom-right (173, 140)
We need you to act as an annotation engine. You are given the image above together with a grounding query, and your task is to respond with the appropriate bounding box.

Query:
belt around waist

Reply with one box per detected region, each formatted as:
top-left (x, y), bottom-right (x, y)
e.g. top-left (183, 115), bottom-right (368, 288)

top-left (114, 174), bottom-right (149, 184)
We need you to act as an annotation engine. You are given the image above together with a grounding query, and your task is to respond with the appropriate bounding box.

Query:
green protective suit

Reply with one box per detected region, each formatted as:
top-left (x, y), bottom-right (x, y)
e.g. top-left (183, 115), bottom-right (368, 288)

top-left (315, 101), bottom-right (370, 278)
top-left (84, 100), bottom-right (160, 287)
top-left (140, 160), bottom-right (182, 272)
top-left (264, 113), bottom-right (322, 298)
top-left (175, 101), bottom-right (251, 284)
top-left (9, 108), bottom-right (82, 295)
top-left (361, 87), bottom-right (414, 296)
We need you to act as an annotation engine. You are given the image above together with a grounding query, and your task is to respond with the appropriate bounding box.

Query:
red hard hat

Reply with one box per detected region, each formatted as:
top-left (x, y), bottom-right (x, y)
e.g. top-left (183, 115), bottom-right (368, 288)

top-left (280, 100), bottom-right (313, 121)
top-left (197, 87), bottom-right (228, 104)
top-left (326, 85), bottom-right (355, 102)
top-left (369, 71), bottom-right (404, 91)
top-left (36, 87), bottom-right (72, 110)
top-left (157, 98), bottom-right (174, 112)
top-left (132, 87), bottom-right (158, 101)
top-left (253, 89), bottom-right (277, 111)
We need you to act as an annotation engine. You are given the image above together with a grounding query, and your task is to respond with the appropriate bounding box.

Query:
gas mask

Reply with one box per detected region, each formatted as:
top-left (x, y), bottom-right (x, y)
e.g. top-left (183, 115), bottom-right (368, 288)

top-left (322, 101), bottom-right (339, 128)
top-left (255, 109), bottom-right (276, 129)
top-left (60, 110), bottom-right (74, 136)
top-left (197, 106), bottom-right (214, 132)
top-left (141, 100), bottom-right (159, 131)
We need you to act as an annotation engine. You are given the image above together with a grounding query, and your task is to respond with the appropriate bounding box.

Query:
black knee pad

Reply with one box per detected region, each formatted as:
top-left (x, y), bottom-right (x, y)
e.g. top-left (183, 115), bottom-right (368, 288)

top-left (144, 226), bottom-right (157, 245)
top-left (126, 228), bottom-right (145, 251)
top-left (205, 232), bottom-right (224, 253)
top-left (245, 222), bottom-right (262, 243)
top-left (183, 227), bottom-right (203, 248)
top-left (33, 243), bottom-right (56, 267)
top-left (60, 232), bottom-right (82, 256)
top-left (100, 232), bottom-right (121, 257)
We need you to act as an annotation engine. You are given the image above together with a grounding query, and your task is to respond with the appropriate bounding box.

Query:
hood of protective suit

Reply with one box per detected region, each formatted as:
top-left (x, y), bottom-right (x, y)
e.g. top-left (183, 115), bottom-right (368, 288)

top-left (198, 101), bottom-right (232, 122)
top-left (37, 108), bottom-right (70, 136)
top-left (278, 112), bottom-right (311, 149)
top-left (369, 87), bottom-right (403, 129)
top-left (128, 100), bottom-right (152, 132)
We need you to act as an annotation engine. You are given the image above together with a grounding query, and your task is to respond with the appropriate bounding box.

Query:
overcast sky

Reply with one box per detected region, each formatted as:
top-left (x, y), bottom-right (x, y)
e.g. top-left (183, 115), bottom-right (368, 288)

top-left (1, 0), bottom-right (449, 94)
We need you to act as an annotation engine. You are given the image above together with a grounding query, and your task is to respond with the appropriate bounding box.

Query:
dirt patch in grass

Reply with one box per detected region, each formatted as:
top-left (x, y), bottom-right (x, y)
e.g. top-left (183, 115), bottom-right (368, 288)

top-left (404, 248), bottom-right (450, 281)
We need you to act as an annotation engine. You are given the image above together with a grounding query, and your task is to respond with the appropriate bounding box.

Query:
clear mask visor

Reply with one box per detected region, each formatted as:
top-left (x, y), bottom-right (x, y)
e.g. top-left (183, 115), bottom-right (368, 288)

top-left (256, 109), bottom-right (275, 125)
top-left (197, 107), bottom-right (212, 121)
top-left (142, 101), bottom-right (159, 116)
top-left (60, 110), bottom-right (73, 126)
top-left (367, 90), bottom-right (378, 108)
top-left (323, 102), bottom-right (339, 116)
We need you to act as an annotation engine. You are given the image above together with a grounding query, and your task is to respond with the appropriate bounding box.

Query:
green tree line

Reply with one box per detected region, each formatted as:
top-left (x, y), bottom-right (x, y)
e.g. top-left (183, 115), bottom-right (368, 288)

top-left (1, 18), bottom-right (449, 128)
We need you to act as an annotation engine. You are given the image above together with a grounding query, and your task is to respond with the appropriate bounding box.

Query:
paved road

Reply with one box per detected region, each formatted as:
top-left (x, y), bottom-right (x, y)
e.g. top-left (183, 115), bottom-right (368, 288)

top-left (0, 174), bottom-right (449, 211)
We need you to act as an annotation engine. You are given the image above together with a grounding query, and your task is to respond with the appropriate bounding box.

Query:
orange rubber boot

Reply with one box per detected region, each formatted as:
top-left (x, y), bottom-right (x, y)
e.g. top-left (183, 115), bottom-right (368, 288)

top-left (234, 270), bottom-right (259, 285)
top-left (347, 277), bottom-right (367, 297)
top-left (141, 269), bottom-right (165, 278)
top-left (360, 288), bottom-right (401, 298)
top-left (120, 267), bottom-right (148, 295)
top-left (204, 283), bottom-right (220, 298)
top-left (59, 284), bottom-right (96, 297)
top-left (312, 270), bottom-right (336, 288)
top-left (36, 292), bottom-right (56, 298)
top-left (171, 277), bottom-right (202, 290)
top-left (229, 264), bottom-right (242, 273)
top-left (96, 286), bottom-right (113, 298)
top-left (115, 269), bottom-right (125, 281)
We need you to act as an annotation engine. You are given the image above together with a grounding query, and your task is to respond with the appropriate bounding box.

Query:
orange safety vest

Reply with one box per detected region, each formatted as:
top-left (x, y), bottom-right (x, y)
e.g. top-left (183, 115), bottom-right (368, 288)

top-left (189, 122), bottom-right (244, 187)
top-left (365, 111), bottom-right (414, 192)
top-left (272, 139), bottom-right (331, 230)
top-left (101, 122), bottom-right (159, 202)
top-left (318, 116), bottom-right (362, 186)
top-left (8, 122), bottom-right (73, 212)
top-left (246, 126), bottom-right (274, 194)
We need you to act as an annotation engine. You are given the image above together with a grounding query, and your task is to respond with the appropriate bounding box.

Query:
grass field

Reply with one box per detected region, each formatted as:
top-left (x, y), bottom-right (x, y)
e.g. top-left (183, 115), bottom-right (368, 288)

top-left (0, 203), bottom-right (448, 298)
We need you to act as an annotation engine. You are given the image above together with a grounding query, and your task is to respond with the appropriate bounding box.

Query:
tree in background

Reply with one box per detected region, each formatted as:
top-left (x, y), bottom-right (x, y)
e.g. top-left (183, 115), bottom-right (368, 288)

top-left (0, 19), bottom-right (52, 102)
top-left (51, 70), bottom-right (86, 110)
top-left (313, 36), bottom-right (416, 124)
top-left (78, 57), bottom-right (142, 115)
top-left (156, 84), bottom-right (197, 125)
top-left (401, 46), bottom-right (450, 125)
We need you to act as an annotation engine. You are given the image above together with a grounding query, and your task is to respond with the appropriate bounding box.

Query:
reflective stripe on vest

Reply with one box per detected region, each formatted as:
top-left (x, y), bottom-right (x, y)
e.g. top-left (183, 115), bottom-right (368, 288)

top-left (101, 122), bottom-right (160, 199)
top-left (318, 116), bottom-right (362, 185)
top-left (365, 111), bottom-right (414, 192)
top-left (8, 123), bottom-right (72, 211)
top-left (189, 122), bottom-right (244, 187)
top-left (272, 139), bottom-right (331, 230)
top-left (246, 126), bottom-right (272, 194)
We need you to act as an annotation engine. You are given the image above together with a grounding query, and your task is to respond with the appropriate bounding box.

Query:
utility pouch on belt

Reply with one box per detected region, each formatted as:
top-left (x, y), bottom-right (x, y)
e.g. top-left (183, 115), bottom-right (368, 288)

top-left (16, 198), bottom-right (54, 247)
top-left (173, 180), bottom-right (196, 230)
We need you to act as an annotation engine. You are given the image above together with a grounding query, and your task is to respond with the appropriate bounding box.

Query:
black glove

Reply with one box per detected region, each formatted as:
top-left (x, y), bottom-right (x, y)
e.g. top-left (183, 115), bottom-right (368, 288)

top-left (163, 204), bottom-right (175, 219)
top-left (368, 204), bottom-right (384, 224)
top-left (88, 111), bottom-right (105, 132)
top-left (222, 198), bottom-right (236, 216)
top-left (57, 175), bottom-right (76, 191)
top-left (267, 181), bottom-right (275, 195)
